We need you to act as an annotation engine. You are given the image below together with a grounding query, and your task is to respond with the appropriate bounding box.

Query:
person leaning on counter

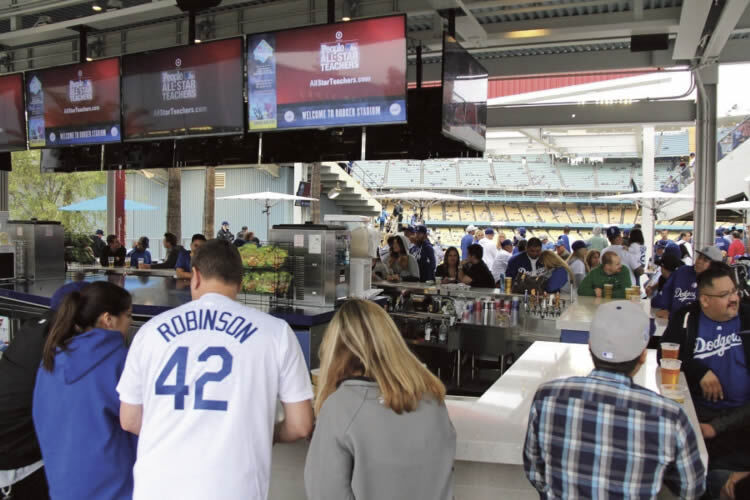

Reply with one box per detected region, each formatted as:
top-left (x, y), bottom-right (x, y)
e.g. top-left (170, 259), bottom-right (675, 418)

top-left (459, 244), bottom-right (496, 288)
top-left (577, 250), bottom-right (632, 298)
top-left (146, 233), bottom-right (186, 270)
top-left (175, 234), bottom-right (207, 279)
top-left (129, 236), bottom-right (152, 268)
top-left (99, 235), bottom-right (127, 267)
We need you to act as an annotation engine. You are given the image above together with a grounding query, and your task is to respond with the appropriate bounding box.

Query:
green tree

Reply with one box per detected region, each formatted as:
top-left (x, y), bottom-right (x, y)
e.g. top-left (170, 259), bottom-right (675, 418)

top-left (9, 150), bottom-right (106, 233)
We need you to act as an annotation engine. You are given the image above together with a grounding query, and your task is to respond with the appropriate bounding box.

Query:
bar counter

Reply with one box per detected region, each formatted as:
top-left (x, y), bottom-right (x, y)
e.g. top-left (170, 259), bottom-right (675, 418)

top-left (269, 341), bottom-right (708, 499)
top-left (557, 295), bottom-right (669, 343)
top-left (0, 270), bottom-right (336, 367)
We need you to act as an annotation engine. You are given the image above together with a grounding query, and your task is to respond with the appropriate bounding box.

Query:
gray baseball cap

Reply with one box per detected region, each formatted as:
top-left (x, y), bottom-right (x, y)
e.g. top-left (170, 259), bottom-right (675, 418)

top-left (696, 245), bottom-right (724, 263)
top-left (589, 301), bottom-right (650, 363)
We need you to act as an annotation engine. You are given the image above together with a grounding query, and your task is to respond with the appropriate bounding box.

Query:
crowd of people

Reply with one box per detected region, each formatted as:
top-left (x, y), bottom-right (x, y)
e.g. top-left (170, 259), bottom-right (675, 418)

top-left (3, 217), bottom-right (750, 499)
top-left (86, 221), bottom-right (260, 275)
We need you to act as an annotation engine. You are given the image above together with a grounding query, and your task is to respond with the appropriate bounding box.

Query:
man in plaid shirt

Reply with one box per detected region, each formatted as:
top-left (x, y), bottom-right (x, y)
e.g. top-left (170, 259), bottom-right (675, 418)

top-left (523, 301), bottom-right (706, 499)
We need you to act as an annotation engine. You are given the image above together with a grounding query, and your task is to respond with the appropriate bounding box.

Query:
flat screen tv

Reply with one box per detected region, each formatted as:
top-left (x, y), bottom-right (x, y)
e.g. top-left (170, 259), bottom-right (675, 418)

top-left (26, 58), bottom-right (121, 148)
top-left (441, 34), bottom-right (488, 152)
top-left (122, 38), bottom-right (244, 141)
top-left (0, 74), bottom-right (27, 151)
top-left (247, 15), bottom-right (407, 131)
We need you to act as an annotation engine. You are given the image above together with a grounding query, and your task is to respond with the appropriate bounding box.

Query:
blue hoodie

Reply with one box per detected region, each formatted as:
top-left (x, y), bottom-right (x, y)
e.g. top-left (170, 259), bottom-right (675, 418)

top-left (33, 328), bottom-right (137, 500)
top-left (651, 265), bottom-right (698, 318)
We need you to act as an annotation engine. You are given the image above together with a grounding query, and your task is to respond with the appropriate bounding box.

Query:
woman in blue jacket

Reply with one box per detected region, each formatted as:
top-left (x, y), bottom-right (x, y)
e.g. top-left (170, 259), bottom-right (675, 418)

top-left (33, 281), bottom-right (137, 500)
top-left (540, 250), bottom-right (575, 294)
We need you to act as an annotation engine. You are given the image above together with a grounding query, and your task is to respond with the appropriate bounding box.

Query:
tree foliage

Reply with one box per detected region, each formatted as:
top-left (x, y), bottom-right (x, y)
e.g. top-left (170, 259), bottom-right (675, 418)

top-left (9, 150), bottom-right (106, 233)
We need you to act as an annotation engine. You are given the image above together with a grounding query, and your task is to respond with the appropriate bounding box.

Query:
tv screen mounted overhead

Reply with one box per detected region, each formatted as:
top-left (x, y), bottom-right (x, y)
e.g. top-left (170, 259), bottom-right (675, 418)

top-left (247, 15), bottom-right (407, 131)
top-left (441, 34), bottom-right (488, 152)
top-left (122, 38), bottom-right (245, 141)
top-left (26, 58), bottom-right (121, 148)
top-left (0, 74), bottom-right (27, 152)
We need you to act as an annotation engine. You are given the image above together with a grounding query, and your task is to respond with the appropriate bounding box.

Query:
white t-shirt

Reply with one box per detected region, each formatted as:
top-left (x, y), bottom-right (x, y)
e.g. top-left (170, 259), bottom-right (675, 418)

top-left (601, 244), bottom-right (639, 285)
top-left (117, 293), bottom-right (313, 500)
top-left (491, 249), bottom-right (512, 282)
top-left (479, 238), bottom-right (498, 269)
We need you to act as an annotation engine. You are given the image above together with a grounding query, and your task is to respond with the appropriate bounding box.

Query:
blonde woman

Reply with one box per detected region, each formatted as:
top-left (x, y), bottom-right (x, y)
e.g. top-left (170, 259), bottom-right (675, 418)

top-left (540, 250), bottom-right (575, 293)
top-left (566, 240), bottom-right (590, 287)
top-left (585, 249), bottom-right (601, 270)
top-left (304, 299), bottom-right (456, 500)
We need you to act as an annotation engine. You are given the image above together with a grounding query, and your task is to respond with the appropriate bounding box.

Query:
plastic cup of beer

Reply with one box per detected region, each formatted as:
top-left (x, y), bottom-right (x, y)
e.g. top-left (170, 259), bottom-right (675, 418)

top-left (631, 286), bottom-right (641, 301)
top-left (108, 257), bottom-right (115, 268)
top-left (435, 276), bottom-right (442, 286)
top-left (660, 358), bottom-right (682, 385)
top-left (138, 258), bottom-right (145, 269)
top-left (603, 283), bottom-right (614, 299)
top-left (625, 289), bottom-right (632, 300)
top-left (661, 342), bottom-right (680, 359)
top-left (661, 384), bottom-right (686, 404)
top-left (505, 277), bottom-right (512, 293)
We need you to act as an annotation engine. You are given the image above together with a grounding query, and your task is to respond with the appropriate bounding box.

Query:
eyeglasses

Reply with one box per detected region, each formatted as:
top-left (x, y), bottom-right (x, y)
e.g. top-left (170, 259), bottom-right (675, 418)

top-left (702, 288), bottom-right (739, 299)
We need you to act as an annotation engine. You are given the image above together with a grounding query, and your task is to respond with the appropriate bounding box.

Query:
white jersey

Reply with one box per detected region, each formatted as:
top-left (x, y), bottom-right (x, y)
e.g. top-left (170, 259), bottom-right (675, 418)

top-left (479, 238), bottom-right (498, 269)
top-left (490, 249), bottom-right (512, 282)
top-left (117, 293), bottom-right (313, 500)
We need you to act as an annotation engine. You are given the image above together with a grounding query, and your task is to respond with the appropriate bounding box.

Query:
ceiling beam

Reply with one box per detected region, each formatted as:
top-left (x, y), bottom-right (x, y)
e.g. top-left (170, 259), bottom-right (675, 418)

top-left (671, 0), bottom-right (712, 60)
top-left (703, 0), bottom-right (750, 61)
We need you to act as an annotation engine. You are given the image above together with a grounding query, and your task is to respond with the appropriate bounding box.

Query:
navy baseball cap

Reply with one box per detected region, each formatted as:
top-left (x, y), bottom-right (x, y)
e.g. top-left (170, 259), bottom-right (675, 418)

top-left (572, 240), bottom-right (588, 252)
top-left (414, 225), bottom-right (428, 234)
top-left (222, 221), bottom-right (230, 226)
top-left (655, 239), bottom-right (669, 249)
top-left (501, 239), bottom-right (513, 248)
top-left (50, 282), bottom-right (89, 311)
top-left (518, 227), bottom-right (527, 236)
top-left (484, 228), bottom-right (494, 235)
top-left (606, 226), bottom-right (621, 239)
top-left (95, 229), bottom-right (104, 235)
top-left (716, 227), bottom-right (725, 237)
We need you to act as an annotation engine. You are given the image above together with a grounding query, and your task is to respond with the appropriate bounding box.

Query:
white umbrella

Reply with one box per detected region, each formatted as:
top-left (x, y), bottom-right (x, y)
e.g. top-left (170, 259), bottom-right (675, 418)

top-left (716, 201), bottom-right (750, 211)
top-left (217, 191), bottom-right (318, 236)
top-left (598, 191), bottom-right (693, 214)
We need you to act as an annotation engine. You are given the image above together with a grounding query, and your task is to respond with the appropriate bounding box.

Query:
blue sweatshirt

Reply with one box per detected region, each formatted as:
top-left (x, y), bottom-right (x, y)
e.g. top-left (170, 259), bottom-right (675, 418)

top-left (651, 265), bottom-right (698, 318)
top-left (545, 267), bottom-right (569, 293)
top-left (33, 328), bottom-right (137, 500)
top-left (559, 234), bottom-right (571, 253)
top-left (460, 234), bottom-right (474, 261)
top-left (715, 237), bottom-right (730, 253)
top-left (129, 249), bottom-right (152, 267)
top-left (411, 240), bottom-right (436, 282)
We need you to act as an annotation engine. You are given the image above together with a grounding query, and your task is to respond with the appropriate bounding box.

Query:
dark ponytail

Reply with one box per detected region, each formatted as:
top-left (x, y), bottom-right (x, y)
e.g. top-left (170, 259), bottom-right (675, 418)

top-left (42, 281), bottom-right (132, 371)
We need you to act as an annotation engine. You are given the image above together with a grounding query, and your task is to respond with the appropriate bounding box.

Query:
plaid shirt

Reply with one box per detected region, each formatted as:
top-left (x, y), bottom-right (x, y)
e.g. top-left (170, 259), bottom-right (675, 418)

top-left (524, 370), bottom-right (706, 499)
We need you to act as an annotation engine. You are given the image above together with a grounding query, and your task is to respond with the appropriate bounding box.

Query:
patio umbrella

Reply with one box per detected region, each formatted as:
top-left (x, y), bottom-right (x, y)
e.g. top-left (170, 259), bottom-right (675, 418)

top-left (216, 191), bottom-right (319, 236)
top-left (59, 196), bottom-right (157, 211)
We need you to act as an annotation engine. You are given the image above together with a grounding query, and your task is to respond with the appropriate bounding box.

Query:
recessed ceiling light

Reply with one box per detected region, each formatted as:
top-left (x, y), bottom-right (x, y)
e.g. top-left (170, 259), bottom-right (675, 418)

top-left (342, 16), bottom-right (351, 21)
top-left (92, 3), bottom-right (102, 11)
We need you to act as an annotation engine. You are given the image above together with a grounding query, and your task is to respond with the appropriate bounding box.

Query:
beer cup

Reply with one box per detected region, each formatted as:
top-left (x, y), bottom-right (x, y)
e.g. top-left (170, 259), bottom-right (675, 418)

top-left (660, 358), bottom-right (681, 385)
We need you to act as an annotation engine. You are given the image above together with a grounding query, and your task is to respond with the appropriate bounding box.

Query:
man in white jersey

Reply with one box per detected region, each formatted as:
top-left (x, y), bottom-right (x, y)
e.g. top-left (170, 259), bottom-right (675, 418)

top-left (118, 239), bottom-right (313, 500)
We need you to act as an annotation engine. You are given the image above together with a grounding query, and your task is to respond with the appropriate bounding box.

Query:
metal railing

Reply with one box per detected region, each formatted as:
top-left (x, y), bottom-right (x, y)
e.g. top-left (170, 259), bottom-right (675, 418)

top-left (717, 115), bottom-right (750, 161)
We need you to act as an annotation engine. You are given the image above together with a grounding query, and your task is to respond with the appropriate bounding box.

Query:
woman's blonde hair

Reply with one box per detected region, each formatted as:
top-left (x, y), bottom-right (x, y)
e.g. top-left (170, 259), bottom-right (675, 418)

top-left (585, 249), bottom-right (601, 269)
top-left (314, 299), bottom-right (446, 416)
top-left (540, 250), bottom-right (574, 282)
top-left (567, 247), bottom-right (590, 273)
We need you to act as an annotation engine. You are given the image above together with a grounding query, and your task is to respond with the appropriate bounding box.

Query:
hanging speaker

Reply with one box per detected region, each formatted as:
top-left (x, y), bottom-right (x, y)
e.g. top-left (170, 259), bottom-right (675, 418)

top-left (630, 34), bottom-right (669, 52)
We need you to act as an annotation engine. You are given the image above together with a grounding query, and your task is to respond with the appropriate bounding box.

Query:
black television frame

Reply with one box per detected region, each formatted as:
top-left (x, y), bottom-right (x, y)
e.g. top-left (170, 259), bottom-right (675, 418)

top-left (0, 72), bottom-right (28, 152)
top-left (440, 33), bottom-right (488, 153)
top-left (121, 36), bottom-right (246, 143)
top-left (245, 14), bottom-right (408, 133)
top-left (25, 57), bottom-right (123, 150)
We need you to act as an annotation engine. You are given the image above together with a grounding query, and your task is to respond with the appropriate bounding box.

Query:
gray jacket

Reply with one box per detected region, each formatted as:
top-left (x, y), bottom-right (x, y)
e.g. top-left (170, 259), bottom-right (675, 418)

top-left (304, 379), bottom-right (456, 500)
